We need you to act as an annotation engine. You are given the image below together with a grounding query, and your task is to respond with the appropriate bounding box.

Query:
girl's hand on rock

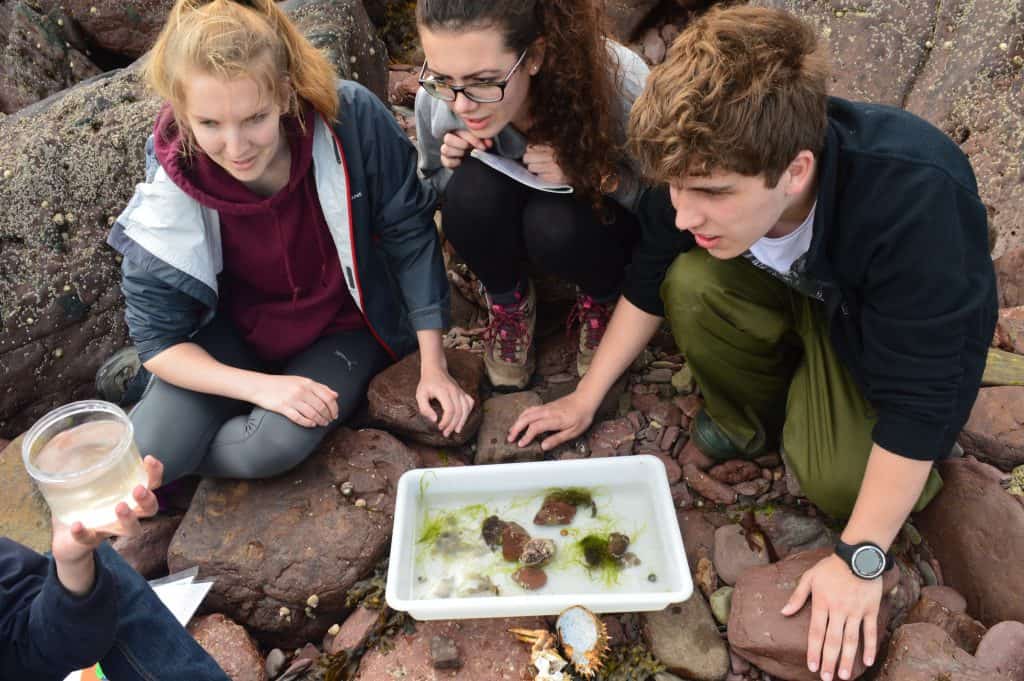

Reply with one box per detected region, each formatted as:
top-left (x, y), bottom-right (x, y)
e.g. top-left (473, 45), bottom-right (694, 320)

top-left (416, 366), bottom-right (474, 438)
top-left (781, 553), bottom-right (885, 681)
top-left (507, 391), bottom-right (595, 451)
top-left (252, 374), bottom-right (339, 428)
top-left (440, 130), bottom-right (492, 169)
top-left (523, 144), bottom-right (569, 185)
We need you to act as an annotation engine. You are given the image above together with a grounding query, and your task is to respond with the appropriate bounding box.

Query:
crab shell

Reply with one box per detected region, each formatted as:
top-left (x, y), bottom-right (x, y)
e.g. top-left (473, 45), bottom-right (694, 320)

top-left (556, 605), bottom-right (609, 678)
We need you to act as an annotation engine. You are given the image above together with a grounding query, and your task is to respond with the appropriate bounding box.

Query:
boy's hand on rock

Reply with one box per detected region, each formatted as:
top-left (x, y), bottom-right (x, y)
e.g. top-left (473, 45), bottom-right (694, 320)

top-left (781, 553), bottom-right (884, 681)
top-left (416, 366), bottom-right (474, 438)
top-left (440, 130), bottom-right (491, 169)
top-left (252, 374), bottom-right (338, 428)
top-left (507, 392), bottom-right (595, 451)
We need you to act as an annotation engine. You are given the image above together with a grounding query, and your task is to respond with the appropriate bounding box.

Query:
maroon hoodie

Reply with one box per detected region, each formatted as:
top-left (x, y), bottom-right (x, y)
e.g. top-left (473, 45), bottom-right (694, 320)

top-left (153, 103), bottom-right (363, 361)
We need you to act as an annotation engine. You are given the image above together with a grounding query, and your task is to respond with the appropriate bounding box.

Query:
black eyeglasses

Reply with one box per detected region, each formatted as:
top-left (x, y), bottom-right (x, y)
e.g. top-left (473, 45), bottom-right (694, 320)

top-left (418, 49), bottom-right (529, 104)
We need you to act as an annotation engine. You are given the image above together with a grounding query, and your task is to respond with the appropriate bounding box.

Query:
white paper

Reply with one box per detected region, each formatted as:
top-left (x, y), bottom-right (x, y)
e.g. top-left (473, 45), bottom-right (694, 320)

top-left (469, 148), bottom-right (574, 194)
top-left (63, 569), bottom-right (214, 681)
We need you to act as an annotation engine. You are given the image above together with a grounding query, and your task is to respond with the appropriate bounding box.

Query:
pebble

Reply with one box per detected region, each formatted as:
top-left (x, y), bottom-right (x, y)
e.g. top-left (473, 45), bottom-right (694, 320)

top-left (306, 594), bottom-right (319, 608)
top-left (354, 498), bottom-right (367, 508)
top-left (429, 635), bottom-right (462, 669)
top-left (512, 566), bottom-right (548, 590)
top-left (340, 481), bottom-right (354, 496)
top-left (710, 586), bottom-right (735, 625)
top-left (265, 648), bottom-right (286, 678)
top-left (327, 623), bottom-right (340, 636)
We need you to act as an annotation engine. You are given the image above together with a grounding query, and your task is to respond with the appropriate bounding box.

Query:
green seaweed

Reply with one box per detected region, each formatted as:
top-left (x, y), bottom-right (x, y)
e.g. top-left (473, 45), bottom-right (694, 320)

top-left (543, 487), bottom-right (598, 517)
top-left (570, 534), bottom-right (627, 587)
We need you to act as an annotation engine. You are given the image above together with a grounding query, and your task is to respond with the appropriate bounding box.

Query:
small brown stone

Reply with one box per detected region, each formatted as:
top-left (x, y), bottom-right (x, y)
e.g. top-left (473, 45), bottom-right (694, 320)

top-left (501, 522), bottom-right (530, 561)
top-left (429, 635), bottom-right (462, 669)
top-left (482, 515), bottom-right (507, 550)
top-left (512, 566), bottom-right (548, 590)
top-left (608, 532), bottom-right (631, 558)
top-left (534, 499), bottom-right (577, 526)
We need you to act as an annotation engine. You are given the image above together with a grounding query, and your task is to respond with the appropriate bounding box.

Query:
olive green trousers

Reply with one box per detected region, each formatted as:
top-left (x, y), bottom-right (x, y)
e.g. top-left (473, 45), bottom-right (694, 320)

top-left (661, 249), bottom-right (942, 518)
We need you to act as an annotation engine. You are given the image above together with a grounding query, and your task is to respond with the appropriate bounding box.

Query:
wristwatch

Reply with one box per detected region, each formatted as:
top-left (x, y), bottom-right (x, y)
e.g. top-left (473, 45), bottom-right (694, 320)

top-left (834, 540), bottom-right (893, 580)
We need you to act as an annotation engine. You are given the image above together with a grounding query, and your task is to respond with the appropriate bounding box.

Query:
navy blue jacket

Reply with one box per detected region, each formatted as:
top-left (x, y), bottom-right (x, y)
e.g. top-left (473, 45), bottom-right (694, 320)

top-left (623, 97), bottom-right (998, 462)
top-left (0, 538), bottom-right (118, 679)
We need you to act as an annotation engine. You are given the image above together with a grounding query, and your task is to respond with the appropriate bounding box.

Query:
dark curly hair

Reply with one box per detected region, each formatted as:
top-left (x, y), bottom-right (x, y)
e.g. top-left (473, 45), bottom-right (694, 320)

top-left (416, 0), bottom-right (621, 210)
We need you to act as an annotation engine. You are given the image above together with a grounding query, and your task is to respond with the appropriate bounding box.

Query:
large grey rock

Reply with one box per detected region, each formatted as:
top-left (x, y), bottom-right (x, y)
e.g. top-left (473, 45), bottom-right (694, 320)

top-left (915, 456), bottom-right (1024, 625)
top-left (754, 506), bottom-right (836, 559)
top-left (167, 428), bottom-right (419, 647)
top-left (756, 0), bottom-right (1023, 259)
top-left (354, 617), bottom-right (544, 681)
top-left (642, 594), bottom-right (730, 681)
top-left (366, 349), bottom-right (484, 447)
top-left (877, 623), bottom-right (1013, 681)
top-left (958, 387), bottom-right (1024, 470)
top-left (0, 435), bottom-right (53, 553)
top-left (0, 2), bottom-right (102, 113)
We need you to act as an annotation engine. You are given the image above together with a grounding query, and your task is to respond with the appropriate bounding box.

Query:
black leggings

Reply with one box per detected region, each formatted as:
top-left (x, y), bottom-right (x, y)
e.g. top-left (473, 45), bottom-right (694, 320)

top-left (130, 316), bottom-right (390, 484)
top-left (442, 157), bottom-right (640, 302)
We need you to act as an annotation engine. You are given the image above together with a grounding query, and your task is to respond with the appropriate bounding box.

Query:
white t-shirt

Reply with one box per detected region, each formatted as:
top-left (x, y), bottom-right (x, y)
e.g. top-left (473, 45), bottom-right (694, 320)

top-left (747, 203), bottom-right (816, 275)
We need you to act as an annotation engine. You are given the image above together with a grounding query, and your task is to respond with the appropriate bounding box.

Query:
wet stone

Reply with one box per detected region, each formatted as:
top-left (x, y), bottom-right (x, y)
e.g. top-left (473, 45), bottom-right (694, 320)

top-left (520, 538), bottom-right (556, 567)
top-left (482, 515), bottom-right (507, 550)
top-left (534, 499), bottom-right (577, 526)
top-left (608, 532), bottom-right (630, 558)
top-left (501, 522), bottom-right (530, 561)
top-left (429, 635), bottom-right (461, 670)
top-left (512, 566), bottom-right (548, 590)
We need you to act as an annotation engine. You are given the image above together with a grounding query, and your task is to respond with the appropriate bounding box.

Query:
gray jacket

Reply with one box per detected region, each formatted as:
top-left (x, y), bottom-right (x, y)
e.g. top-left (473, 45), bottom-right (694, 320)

top-left (415, 41), bottom-right (650, 213)
top-left (108, 81), bottom-right (448, 362)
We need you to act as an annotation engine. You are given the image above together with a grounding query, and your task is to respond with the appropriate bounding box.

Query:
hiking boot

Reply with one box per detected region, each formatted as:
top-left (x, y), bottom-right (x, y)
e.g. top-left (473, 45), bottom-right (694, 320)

top-left (570, 294), bottom-right (615, 377)
top-left (483, 280), bottom-right (536, 389)
top-left (690, 408), bottom-right (751, 462)
top-left (95, 347), bottom-right (150, 406)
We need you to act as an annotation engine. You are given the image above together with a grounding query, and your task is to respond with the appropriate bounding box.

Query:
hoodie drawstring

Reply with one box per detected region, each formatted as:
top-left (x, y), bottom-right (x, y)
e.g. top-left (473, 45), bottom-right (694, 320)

top-left (305, 178), bottom-right (330, 288)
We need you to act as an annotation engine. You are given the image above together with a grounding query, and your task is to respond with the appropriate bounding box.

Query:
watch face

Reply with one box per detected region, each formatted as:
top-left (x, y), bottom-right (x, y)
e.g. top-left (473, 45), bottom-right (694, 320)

top-left (852, 546), bottom-right (886, 577)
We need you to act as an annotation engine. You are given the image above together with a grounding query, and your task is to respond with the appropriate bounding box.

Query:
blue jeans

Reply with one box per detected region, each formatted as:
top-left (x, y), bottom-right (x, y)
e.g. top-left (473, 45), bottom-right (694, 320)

top-left (96, 544), bottom-right (229, 681)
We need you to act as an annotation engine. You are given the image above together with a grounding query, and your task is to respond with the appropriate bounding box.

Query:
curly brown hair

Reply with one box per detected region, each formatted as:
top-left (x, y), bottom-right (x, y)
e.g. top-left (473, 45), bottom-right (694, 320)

top-left (629, 5), bottom-right (829, 187)
top-left (416, 0), bottom-right (621, 208)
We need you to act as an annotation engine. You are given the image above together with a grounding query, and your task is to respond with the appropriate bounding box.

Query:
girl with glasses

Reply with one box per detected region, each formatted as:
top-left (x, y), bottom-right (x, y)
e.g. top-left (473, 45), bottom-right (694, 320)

top-left (97, 0), bottom-right (472, 484)
top-left (415, 0), bottom-right (650, 389)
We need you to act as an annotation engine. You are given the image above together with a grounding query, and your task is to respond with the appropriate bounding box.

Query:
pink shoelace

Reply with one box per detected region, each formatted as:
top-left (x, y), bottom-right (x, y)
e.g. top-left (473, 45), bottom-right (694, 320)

top-left (569, 295), bottom-right (614, 351)
top-left (484, 300), bottom-right (530, 362)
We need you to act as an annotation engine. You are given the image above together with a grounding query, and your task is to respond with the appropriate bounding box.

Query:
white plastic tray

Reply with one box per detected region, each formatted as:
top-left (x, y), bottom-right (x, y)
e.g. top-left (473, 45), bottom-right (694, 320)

top-left (385, 455), bottom-right (692, 620)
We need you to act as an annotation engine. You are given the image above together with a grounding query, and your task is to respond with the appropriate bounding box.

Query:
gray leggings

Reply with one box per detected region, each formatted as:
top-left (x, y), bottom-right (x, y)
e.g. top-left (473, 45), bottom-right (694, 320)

top-left (130, 317), bottom-right (391, 484)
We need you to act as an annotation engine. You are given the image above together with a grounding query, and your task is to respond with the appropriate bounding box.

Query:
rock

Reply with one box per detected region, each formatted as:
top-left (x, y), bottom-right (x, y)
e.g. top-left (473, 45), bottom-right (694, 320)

top-left (958, 387), bottom-right (1024, 470)
top-left (405, 442), bottom-right (467, 468)
top-left (877, 623), bottom-right (1013, 681)
top-left (354, 616), bottom-right (544, 680)
top-left (915, 456), bottom-right (1024, 625)
top-left (33, 0), bottom-right (173, 59)
top-left (110, 513), bottom-right (182, 578)
top-left (512, 566), bottom-right (547, 590)
top-left (904, 593), bottom-right (987, 654)
top-left (995, 307), bottom-right (1024, 355)
top-left (501, 522), bottom-right (530, 561)
top-left (641, 27), bottom-right (667, 65)
top-left (647, 401), bottom-right (683, 428)
top-left (708, 460), bottom-right (762, 485)
top-left (0, 435), bottom-right (52, 552)
top-left (586, 417), bottom-right (637, 457)
top-left (0, 2), bottom-right (102, 114)
top-left (671, 482), bottom-right (693, 509)
top-left (604, 0), bottom-right (661, 42)
top-left (975, 621), bottom-right (1024, 681)
top-left (520, 538), bottom-right (556, 567)
top-left (712, 524), bottom-right (770, 586)
top-left (643, 594), bottom-right (730, 681)
top-left (684, 463), bottom-right (738, 505)
top-left (655, 453), bottom-right (683, 485)
top-left (533, 499), bottom-right (576, 526)
top-left (367, 349), bottom-right (484, 447)
top-left (327, 605), bottom-right (383, 655)
top-left (677, 439), bottom-right (715, 471)
top-left (728, 548), bottom-right (899, 681)
top-left (733, 478), bottom-right (771, 498)
top-left (677, 509), bottom-right (729, 576)
top-left (387, 67), bottom-right (419, 107)
top-left (280, 0), bottom-right (388, 103)
top-left (264, 649), bottom-right (286, 679)
top-left (188, 613), bottom-right (267, 681)
top-left (920, 585), bottom-right (968, 613)
top-left (429, 635), bottom-right (461, 670)
top-left (709, 586), bottom-right (734, 625)
top-left (168, 428), bottom-right (418, 648)
top-left (996, 249), bottom-right (1024, 308)
top-left (475, 392), bottom-right (544, 464)
top-left (753, 506), bottom-right (835, 559)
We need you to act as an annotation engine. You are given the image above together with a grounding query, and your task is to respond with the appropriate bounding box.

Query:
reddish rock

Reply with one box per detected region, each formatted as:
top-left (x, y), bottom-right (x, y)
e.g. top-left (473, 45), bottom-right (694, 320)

top-left (168, 428), bottom-right (419, 648)
top-left (753, 506), bottom-right (835, 559)
top-left (643, 594), bottom-right (730, 681)
top-left (728, 548), bottom-right (899, 681)
top-left (677, 509), bottom-right (729, 576)
top-left (388, 67), bottom-right (419, 108)
top-left (367, 349), bottom-right (483, 447)
top-left (647, 401), bottom-right (683, 428)
top-left (31, 0), bottom-right (173, 58)
top-left (708, 460), bottom-right (761, 485)
top-left (111, 513), bottom-right (182, 578)
top-left (904, 593), bottom-right (987, 654)
top-left (327, 605), bottom-right (384, 655)
top-left (996, 249), bottom-right (1024, 307)
top-left (354, 616), bottom-right (544, 681)
top-left (533, 499), bottom-right (576, 526)
top-left (920, 585), bottom-right (968, 614)
top-left (671, 482), bottom-right (693, 509)
top-left (586, 417), bottom-right (637, 457)
top-left (877, 623), bottom-right (1012, 681)
top-left (733, 478), bottom-right (771, 498)
top-left (631, 392), bottom-right (661, 414)
top-left (512, 566), bottom-right (548, 590)
top-left (475, 392), bottom-right (544, 464)
top-left (188, 613), bottom-right (267, 681)
top-left (712, 524), bottom-right (770, 586)
top-left (958, 387), bottom-right (1024, 470)
top-left (975, 621), bottom-right (1024, 681)
top-left (994, 307), bottom-right (1024, 354)
top-left (675, 394), bottom-right (703, 419)
top-left (677, 439), bottom-right (715, 471)
top-left (915, 457), bottom-right (1024, 625)
top-left (683, 463), bottom-right (738, 505)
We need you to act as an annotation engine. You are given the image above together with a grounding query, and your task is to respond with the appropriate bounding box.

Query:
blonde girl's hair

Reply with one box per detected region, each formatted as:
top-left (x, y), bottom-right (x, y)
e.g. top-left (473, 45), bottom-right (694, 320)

top-left (144, 0), bottom-right (339, 146)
